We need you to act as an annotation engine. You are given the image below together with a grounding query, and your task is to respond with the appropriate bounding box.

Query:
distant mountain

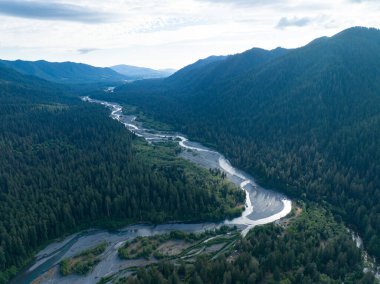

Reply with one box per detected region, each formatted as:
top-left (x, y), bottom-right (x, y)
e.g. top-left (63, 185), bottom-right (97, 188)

top-left (111, 64), bottom-right (176, 79)
top-left (0, 59), bottom-right (128, 84)
top-left (96, 27), bottom-right (380, 259)
top-left (0, 64), bottom-right (69, 103)
top-left (113, 47), bottom-right (288, 95)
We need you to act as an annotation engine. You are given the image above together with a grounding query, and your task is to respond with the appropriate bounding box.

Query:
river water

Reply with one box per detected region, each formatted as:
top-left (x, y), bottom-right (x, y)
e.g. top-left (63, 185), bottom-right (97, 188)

top-left (13, 97), bottom-right (291, 284)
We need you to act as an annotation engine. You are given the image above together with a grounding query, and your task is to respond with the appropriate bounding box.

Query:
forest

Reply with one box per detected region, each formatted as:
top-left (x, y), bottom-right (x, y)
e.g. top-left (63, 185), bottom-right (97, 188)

top-left (1, 26), bottom-right (380, 283)
top-left (94, 27), bottom-right (380, 259)
top-left (0, 67), bottom-right (244, 283)
top-left (120, 207), bottom-right (376, 284)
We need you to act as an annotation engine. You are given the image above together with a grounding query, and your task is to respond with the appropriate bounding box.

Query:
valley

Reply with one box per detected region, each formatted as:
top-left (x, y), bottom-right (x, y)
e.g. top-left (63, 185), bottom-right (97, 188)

top-left (12, 97), bottom-right (291, 283)
top-left (95, 27), bottom-right (380, 263)
top-left (1, 24), bottom-right (379, 284)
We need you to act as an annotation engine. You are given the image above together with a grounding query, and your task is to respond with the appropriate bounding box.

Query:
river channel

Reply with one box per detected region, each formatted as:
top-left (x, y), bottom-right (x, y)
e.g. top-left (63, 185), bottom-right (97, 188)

top-left (13, 96), bottom-right (292, 283)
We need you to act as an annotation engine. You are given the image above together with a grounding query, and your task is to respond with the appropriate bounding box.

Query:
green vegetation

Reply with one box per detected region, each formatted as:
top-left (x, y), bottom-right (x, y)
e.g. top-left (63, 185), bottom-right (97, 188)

top-left (120, 207), bottom-right (376, 284)
top-left (118, 227), bottom-right (238, 261)
top-left (121, 104), bottom-right (174, 131)
top-left (0, 66), bottom-right (244, 283)
top-left (133, 141), bottom-right (245, 222)
top-left (60, 242), bottom-right (107, 276)
top-left (94, 27), bottom-right (380, 260)
top-left (119, 236), bottom-right (162, 260)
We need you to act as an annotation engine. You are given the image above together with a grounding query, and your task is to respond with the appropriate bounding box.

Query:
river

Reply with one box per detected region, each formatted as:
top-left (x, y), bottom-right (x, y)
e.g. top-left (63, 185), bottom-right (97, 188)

top-left (12, 97), bottom-right (291, 284)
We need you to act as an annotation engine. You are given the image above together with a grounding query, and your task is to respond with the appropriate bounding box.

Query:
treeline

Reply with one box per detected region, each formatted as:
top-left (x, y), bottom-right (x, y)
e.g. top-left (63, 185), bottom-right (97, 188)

top-left (121, 207), bottom-right (377, 284)
top-left (0, 71), bottom-right (244, 283)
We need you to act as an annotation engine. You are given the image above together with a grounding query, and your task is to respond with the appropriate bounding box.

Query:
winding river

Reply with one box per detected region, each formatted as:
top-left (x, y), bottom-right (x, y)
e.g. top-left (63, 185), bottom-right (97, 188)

top-left (13, 97), bottom-right (291, 284)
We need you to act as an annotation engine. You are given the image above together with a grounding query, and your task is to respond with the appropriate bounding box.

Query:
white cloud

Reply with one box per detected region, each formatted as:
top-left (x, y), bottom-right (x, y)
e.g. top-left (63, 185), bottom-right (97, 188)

top-left (0, 0), bottom-right (379, 69)
top-left (276, 17), bottom-right (312, 29)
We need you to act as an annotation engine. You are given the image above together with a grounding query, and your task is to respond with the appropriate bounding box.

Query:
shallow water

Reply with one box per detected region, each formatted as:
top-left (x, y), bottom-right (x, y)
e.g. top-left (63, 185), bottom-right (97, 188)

top-left (13, 97), bottom-right (292, 283)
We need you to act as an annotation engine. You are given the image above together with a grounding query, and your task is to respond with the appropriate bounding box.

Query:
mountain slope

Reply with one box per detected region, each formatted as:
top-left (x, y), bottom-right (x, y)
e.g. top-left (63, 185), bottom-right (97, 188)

top-left (96, 27), bottom-right (380, 259)
top-left (0, 64), bottom-right (70, 103)
top-left (0, 65), bottom-right (244, 283)
top-left (0, 59), bottom-right (128, 84)
top-left (166, 47), bottom-right (288, 90)
top-left (111, 64), bottom-right (175, 79)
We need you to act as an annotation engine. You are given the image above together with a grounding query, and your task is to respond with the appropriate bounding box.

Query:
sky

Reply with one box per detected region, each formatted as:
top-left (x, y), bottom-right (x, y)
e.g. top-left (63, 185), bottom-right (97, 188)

top-left (0, 0), bottom-right (379, 70)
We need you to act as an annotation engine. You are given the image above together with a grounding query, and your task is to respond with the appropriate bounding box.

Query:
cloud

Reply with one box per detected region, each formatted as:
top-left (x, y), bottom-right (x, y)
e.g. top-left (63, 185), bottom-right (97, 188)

top-left (0, 0), bottom-right (113, 23)
top-left (276, 16), bottom-right (312, 29)
top-left (77, 48), bottom-right (99, 54)
top-left (199, 0), bottom-right (329, 12)
top-left (200, 0), bottom-right (283, 6)
top-left (133, 17), bottom-right (208, 33)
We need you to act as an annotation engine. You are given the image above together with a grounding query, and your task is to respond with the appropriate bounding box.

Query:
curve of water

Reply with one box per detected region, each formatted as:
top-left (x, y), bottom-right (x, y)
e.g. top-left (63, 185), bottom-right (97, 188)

top-left (13, 97), bottom-right (292, 283)
top-left (82, 96), bottom-right (292, 233)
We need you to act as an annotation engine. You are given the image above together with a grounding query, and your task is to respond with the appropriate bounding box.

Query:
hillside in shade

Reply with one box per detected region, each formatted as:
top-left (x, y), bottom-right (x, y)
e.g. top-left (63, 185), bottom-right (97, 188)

top-left (0, 59), bottom-right (128, 84)
top-left (0, 65), bottom-right (243, 283)
top-left (95, 27), bottom-right (380, 259)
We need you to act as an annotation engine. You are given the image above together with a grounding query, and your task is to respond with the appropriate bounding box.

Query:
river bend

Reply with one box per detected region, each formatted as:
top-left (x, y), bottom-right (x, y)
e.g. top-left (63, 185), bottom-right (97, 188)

top-left (13, 96), bottom-right (292, 283)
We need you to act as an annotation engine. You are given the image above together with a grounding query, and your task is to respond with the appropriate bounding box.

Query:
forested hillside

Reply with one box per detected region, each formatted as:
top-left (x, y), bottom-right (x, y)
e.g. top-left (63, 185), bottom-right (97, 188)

top-left (93, 27), bottom-right (380, 259)
top-left (122, 207), bottom-right (376, 284)
top-left (0, 59), bottom-right (127, 84)
top-left (166, 47), bottom-right (287, 90)
top-left (0, 67), bottom-right (244, 283)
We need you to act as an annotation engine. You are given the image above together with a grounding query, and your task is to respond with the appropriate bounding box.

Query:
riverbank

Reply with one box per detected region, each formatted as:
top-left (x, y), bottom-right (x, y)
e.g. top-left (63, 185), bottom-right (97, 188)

top-left (13, 97), bottom-right (292, 283)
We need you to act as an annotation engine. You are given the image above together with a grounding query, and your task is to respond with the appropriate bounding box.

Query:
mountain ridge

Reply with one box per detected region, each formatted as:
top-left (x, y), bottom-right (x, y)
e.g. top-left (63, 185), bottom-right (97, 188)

top-left (0, 59), bottom-right (128, 84)
top-left (97, 26), bottom-right (380, 259)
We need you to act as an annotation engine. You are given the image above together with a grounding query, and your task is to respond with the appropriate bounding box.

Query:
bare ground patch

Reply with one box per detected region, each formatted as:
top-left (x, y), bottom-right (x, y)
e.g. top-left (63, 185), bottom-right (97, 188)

top-left (156, 240), bottom-right (191, 257)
